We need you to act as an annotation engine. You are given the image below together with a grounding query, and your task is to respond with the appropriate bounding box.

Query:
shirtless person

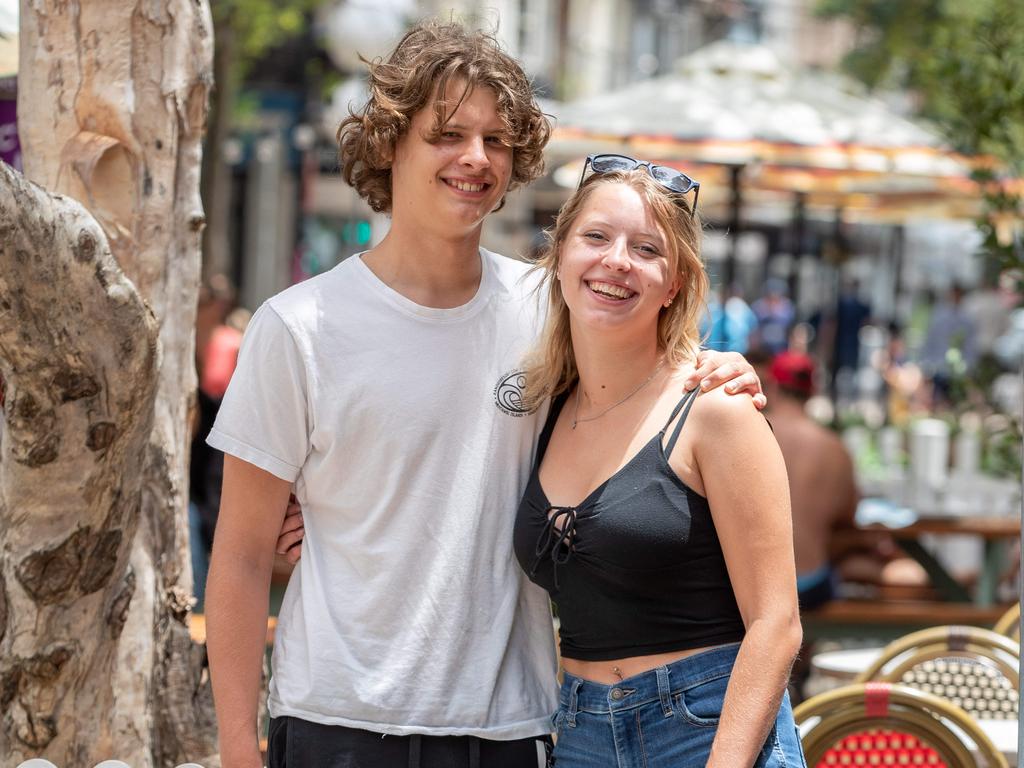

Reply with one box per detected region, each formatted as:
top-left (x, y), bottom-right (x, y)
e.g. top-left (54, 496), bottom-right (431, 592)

top-left (761, 350), bottom-right (927, 609)
top-left (762, 351), bottom-right (854, 608)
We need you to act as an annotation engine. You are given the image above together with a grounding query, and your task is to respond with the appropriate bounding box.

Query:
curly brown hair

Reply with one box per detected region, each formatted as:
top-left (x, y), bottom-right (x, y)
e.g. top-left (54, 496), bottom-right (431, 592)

top-left (337, 20), bottom-right (551, 213)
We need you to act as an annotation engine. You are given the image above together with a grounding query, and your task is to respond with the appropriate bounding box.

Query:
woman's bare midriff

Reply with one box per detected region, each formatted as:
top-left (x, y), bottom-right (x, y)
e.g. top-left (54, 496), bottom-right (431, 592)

top-left (562, 643), bottom-right (724, 685)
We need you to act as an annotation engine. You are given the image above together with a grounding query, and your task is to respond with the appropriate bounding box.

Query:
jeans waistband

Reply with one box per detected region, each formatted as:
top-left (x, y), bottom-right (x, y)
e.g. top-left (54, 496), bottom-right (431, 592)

top-left (559, 642), bottom-right (741, 720)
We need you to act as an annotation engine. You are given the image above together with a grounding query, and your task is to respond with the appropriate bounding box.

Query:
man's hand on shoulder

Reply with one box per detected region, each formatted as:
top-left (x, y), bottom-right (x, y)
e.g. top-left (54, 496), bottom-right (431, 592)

top-left (683, 349), bottom-right (767, 409)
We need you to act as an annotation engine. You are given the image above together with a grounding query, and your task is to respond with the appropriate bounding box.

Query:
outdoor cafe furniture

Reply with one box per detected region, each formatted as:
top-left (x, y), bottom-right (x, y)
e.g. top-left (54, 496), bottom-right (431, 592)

top-left (801, 598), bottom-right (1011, 642)
top-left (794, 682), bottom-right (1007, 768)
top-left (853, 625), bottom-right (1019, 721)
top-left (854, 512), bottom-right (1020, 607)
top-left (994, 603), bottom-right (1021, 640)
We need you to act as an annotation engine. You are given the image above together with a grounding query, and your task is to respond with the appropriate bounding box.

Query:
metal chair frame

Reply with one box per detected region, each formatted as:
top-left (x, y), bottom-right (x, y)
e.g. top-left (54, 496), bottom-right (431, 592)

top-left (855, 625), bottom-right (1019, 693)
top-left (993, 603), bottom-right (1020, 640)
top-left (793, 682), bottom-right (1008, 768)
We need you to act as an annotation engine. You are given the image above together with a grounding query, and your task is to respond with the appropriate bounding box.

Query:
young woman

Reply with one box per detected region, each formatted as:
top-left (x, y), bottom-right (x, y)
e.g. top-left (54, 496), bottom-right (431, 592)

top-left (513, 155), bottom-right (805, 767)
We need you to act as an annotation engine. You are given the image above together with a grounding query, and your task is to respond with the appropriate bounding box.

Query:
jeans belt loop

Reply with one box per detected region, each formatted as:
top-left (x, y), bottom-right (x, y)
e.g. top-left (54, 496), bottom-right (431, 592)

top-left (656, 666), bottom-right (673, 717)
top-left (567, 678), bottom-right (583, 727)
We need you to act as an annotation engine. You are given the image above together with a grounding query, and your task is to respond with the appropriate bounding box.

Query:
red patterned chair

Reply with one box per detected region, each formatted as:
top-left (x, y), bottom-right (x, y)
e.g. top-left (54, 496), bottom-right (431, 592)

top-left (793, 681), bottom-right (1007, 767)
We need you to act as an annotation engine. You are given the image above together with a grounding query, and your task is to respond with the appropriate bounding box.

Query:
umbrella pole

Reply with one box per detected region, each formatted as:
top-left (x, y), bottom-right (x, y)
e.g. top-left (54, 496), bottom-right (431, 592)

top-left (725, 164), bottom-right (743, 288)
top-left (788, 192), bottom-right (807, 302)
top-left (1019, 355), bottom-right (1023, 766)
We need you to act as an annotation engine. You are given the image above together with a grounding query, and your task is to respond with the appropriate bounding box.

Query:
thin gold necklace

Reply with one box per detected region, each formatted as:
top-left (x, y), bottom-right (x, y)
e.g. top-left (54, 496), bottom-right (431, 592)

top-left (571, 359), bottom-right (665, 430)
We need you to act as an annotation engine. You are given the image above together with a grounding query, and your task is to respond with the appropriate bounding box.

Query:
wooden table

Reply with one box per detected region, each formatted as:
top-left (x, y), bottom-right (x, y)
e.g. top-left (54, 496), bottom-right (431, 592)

top-left (857, 514), bottom-right (1020, 606)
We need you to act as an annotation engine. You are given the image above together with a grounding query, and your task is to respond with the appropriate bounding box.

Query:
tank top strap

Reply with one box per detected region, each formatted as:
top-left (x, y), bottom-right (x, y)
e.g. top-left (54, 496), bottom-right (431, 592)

top-left (662, 387), bottom-right (701, 457)
top-left (535, 390), bottom-right (571, 465)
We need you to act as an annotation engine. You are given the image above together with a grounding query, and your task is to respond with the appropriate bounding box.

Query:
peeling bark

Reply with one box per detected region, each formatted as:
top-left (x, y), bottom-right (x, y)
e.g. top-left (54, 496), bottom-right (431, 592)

top-left (1, 0), bottom-right (215, 764)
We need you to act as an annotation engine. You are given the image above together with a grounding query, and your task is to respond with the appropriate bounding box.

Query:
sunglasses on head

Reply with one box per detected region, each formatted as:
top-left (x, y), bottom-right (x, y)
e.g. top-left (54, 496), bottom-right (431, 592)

top-left (577, 154), bottom-right (700, 217)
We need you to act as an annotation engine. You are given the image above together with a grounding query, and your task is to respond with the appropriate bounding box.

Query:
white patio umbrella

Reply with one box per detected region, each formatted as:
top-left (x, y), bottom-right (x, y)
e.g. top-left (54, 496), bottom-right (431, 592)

top-left (547, 40), bottom-right (980, 225)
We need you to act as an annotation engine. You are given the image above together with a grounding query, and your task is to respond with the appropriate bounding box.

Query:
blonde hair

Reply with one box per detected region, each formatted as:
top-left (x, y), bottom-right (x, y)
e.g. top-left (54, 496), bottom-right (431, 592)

top-left (522, 170), bottom-right (707, 409)
top-left (337, 19), bottom-right (550, 213)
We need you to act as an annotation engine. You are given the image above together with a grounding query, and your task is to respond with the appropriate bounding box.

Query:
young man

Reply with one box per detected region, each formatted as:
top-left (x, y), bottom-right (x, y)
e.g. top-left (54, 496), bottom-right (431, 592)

top-left (205, 21), bottom-right (764, 768)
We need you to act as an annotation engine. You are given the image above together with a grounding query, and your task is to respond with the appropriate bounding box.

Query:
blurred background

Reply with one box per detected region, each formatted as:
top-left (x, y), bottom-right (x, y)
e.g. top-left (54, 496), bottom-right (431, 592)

top-left (3, 0), bottom-right (1023, 660)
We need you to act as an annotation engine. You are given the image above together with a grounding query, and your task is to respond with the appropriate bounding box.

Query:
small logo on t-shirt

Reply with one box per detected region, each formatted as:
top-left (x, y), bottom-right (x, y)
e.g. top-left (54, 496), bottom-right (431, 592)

top-left (494, 369), bottom-right (534, 417)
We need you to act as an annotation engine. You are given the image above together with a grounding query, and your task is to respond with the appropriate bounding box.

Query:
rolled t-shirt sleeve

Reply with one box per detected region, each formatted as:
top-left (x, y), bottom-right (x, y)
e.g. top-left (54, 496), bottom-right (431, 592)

top-left (207, 303), bottom-right (311, 482)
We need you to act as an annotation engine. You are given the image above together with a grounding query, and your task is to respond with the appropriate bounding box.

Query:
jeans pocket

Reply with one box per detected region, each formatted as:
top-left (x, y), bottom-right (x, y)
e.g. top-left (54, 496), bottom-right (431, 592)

top-left (674, 671), bottom-right (730, 727)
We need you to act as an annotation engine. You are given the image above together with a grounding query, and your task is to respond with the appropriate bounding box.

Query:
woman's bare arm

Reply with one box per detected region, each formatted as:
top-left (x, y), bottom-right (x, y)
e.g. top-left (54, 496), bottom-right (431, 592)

top-left (684, 388), bottom-right (802, 767)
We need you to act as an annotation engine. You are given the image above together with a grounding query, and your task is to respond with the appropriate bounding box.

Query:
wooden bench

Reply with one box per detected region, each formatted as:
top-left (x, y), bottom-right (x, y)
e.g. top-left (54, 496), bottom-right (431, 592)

top-left (802, 600), bottom-right (1012, 642)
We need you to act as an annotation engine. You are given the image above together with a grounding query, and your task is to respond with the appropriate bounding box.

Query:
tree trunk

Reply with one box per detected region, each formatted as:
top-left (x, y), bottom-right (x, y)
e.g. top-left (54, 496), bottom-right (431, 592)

top-left (0, 1), bottom-right (216, 764)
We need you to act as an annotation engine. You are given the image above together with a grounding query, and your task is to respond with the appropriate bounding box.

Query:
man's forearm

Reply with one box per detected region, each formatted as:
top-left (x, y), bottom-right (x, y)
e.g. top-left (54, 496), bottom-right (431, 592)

top-left (206, 552), bottom-right (274, 768)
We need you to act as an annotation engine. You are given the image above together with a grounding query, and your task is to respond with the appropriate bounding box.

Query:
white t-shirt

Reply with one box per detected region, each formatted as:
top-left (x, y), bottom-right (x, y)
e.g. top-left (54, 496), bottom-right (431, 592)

top-left (208, 248), bottom-right (558, 739)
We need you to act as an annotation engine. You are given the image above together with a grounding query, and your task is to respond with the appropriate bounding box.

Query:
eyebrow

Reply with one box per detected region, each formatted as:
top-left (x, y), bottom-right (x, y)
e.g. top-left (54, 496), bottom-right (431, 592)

top-left (581, 219), bottom-right (665, 243)
top-left (444, 121), bottom-right (510, 134)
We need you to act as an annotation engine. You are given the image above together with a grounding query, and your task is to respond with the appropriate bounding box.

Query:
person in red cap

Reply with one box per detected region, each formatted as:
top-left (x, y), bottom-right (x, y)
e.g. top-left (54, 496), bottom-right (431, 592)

top-left (765, 350), bottom-right (852, 609)
top-left (761, 351), bottom-right (926, 614)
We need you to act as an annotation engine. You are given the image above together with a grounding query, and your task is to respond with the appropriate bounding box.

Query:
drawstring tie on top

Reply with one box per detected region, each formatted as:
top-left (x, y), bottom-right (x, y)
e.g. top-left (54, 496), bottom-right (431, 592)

top-left (531, 505), bottom-right (578, 590)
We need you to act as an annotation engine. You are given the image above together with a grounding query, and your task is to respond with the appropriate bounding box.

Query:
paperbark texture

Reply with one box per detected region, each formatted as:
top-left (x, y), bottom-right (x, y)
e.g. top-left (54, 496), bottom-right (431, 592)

top-left (1, 1), bottom-right (216, 764)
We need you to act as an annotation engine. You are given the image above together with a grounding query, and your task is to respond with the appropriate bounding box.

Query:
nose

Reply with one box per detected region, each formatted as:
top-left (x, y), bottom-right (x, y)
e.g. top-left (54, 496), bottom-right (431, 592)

top-left (601, 238), bottom-right (631, 271)
top-left (459, 135), bottom-right (490, 171)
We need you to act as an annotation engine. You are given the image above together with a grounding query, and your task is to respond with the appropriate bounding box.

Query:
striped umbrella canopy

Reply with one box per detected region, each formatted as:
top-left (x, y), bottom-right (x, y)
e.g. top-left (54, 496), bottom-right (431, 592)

top-left (546, 40), bottom-right (982, 223)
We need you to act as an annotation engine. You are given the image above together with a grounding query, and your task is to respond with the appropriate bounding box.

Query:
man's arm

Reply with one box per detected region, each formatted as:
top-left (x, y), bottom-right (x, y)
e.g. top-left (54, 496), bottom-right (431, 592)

top-left (206, 455), bottom-right (293, 768)
top-left (683, 349), bottom-right (767, 409)
top-left (275, 347), bottom-right (771, 566)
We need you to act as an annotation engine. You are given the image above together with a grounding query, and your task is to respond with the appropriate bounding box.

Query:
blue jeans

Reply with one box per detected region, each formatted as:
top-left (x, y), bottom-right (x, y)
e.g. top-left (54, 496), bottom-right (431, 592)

top-left (551, 643), bottom-right (806, 768)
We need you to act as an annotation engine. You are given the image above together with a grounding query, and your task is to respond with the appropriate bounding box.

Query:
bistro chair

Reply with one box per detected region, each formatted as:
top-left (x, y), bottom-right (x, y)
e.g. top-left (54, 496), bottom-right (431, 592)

top-left (993, 603), bottom-right (1020, 640)
top-left (855, 625), bottom-right (1019, 721)
top-left (793, 681), bottom-right (1007, 767)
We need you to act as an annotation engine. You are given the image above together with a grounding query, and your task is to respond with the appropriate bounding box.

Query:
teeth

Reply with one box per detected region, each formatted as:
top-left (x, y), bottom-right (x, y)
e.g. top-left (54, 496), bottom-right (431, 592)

top-left (448, 179), bottom-right (485, 192)
top-left (588, 281), bottom-right (634, 299)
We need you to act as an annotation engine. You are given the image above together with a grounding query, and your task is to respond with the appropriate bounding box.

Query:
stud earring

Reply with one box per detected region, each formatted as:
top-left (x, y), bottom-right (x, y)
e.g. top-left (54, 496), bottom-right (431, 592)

top-left (663, 298), bottom-right (674, 308)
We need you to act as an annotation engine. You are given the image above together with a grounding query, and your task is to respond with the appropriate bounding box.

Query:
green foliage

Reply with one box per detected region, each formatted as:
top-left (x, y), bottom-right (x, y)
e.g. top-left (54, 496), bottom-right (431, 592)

top-left (212, 0), bottom-right (328, 79)
top-left (817, 0), bottom-right (1024, 269)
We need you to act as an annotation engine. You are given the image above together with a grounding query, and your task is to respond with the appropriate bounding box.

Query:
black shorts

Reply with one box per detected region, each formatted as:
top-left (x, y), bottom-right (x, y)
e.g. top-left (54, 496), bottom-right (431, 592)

top-left (267, 716), bottom-right (553, 768)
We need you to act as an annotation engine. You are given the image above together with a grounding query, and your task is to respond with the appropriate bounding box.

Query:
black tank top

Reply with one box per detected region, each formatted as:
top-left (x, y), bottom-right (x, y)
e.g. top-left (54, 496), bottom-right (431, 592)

top-left (513, 388), bottom-right (745, 661)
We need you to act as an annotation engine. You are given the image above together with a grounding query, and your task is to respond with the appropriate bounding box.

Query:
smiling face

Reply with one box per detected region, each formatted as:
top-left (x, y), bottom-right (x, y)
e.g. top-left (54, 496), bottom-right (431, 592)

top-left (389, 81), bottom-right (513, 240)
top-left (558, 181), bottom-right (681, 339)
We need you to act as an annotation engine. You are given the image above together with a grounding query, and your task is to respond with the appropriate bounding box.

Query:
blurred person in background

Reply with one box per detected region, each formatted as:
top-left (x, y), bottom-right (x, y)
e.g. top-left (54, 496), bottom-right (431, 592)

top-left (881, 321), bottom-right (926, 427)
top-left (752, 277), bottom-right (795, 355)
top-left (831, 277), bottom-right (870, 380)
top-left (761, 350), bottom-right (852, 610)
top-left (758, 349), bottom-right (928, 700)
top-left (920, 284), bottom-right (978, 407)
top-left (756, 350), bottom-right (929, 607)
top-left (963, 269), bottom-right (1016, 359)
top-left (703, 283), bottom-right (758, 354)
top-left (189, 275), bottom-right (242, 611)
